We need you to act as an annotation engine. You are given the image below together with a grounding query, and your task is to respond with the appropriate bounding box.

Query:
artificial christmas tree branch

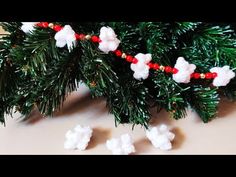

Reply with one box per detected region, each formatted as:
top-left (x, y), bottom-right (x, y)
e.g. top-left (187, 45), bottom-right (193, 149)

top-left (0, 22), bottom-right (236, 127)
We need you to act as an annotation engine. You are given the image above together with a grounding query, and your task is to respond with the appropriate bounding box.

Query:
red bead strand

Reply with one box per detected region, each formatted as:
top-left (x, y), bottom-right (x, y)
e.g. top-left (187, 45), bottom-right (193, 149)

top-left (36, 22), bottom-right (220, 82)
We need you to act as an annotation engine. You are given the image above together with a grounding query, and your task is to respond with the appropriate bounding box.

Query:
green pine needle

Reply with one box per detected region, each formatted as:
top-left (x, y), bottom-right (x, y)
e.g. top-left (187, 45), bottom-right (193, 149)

top-left (188, 86), bottom-right (220, 123)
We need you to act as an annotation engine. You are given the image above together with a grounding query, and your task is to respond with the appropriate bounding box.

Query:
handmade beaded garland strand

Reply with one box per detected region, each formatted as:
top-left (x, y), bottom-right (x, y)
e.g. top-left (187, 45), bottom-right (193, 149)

top-left (21, 22), bottom-right (236, 87)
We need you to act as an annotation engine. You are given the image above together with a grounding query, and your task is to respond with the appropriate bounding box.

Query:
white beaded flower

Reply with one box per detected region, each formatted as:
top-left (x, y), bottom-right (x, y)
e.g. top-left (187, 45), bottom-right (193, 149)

top-left (106, 134), bottom-right (135, 155)
top-left (210, 66), bottom-right (235, 86)
top-left (146, 124), bottom-right (175, 151)
top-left (173, 57), bottom-right (196, 83)
top-left (98, 26), bottom-right (120, 54)
top-left (130, 53), bottom-right (152, 80)
top-left (64, 124), bottom-right (93, 150)
top-left (54, 25), bottom-right (76, 52)
top-left (21, 22), bottom-right (38, 33)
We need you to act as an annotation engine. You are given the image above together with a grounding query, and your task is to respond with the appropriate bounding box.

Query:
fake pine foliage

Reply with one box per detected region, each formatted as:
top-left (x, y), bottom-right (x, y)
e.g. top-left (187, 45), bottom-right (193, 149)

top-left (0, 22), bottom-right (236, 127)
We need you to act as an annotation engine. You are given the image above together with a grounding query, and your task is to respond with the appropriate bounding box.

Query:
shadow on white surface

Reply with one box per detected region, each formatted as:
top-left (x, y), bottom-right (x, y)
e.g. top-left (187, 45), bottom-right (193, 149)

top-left (25, 90), bottom-right (108, 125)
top-left (54, 92), bottom-right (107, 117)
top-left (218, 97), bottom-right (236, 118)
top-left (149, 108), bottom-right (172, 126)
top-left (133, 138), bottom-right (152, 154)
top-left (87, 127), bottom-right (111, 150)
top-left (171, 127), bottom-right (185, 150)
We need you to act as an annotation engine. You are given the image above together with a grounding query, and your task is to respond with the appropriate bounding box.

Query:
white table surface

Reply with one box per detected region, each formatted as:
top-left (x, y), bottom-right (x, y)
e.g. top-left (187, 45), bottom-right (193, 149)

top-left (1, 84), bottom-right (236, 155)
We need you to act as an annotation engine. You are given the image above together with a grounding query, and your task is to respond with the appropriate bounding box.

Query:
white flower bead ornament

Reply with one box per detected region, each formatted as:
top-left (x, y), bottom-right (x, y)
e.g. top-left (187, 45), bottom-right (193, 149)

top-left (98, 26), bottom-right (121, 54)
top-left (54, 25), bottom-right (77, 52)
top-left (21, 22), bottom-right (38, 33)
top-left (64, 124), bottom-right (93, 150)
top-left (106, 134), bottom-right (135, 155)
top-left (210, 66), bottom-right (235, 87)
top-left (146, 124), bottom-right (175, 151)
top-left (130, 53), bottom-right (152, 80)
top-left (173, 57), bottom-right (196, 83)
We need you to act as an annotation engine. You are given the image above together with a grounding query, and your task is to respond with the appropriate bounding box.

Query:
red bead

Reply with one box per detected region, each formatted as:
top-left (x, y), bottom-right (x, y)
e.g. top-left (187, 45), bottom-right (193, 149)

top-left (153, 63), bottom-right (160, 70)
top-left (91, 36), bottom-right (100, 43)
top-left (41, 22), bottom-right (49, 28)
top-left (126, 55), bottom-right (133, 62)
top-left (53, 25), bottom-right (63, 32)
top-left (114, 50), bottom-right (122, 57)
top-left (212, 72), bottom-right (218, 78)
top-left (132, 58), bottom-right (138, 64)
top-left (205, 72), bottom-right (213, 79)
top-left (172, 68), bottom-right (179, 74)
top-left (165, 66), bottom-right (172, 73)
top-left (75, 33), bottom-right (80, 40)
top-left (193, 73), bottom-right (200, 79)
top-left (79, 34), bottom-right (85, 40)
top-left (36, 22), bottom-right (43, 27)
top-left (148, 63), bottom-right (153, 68)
